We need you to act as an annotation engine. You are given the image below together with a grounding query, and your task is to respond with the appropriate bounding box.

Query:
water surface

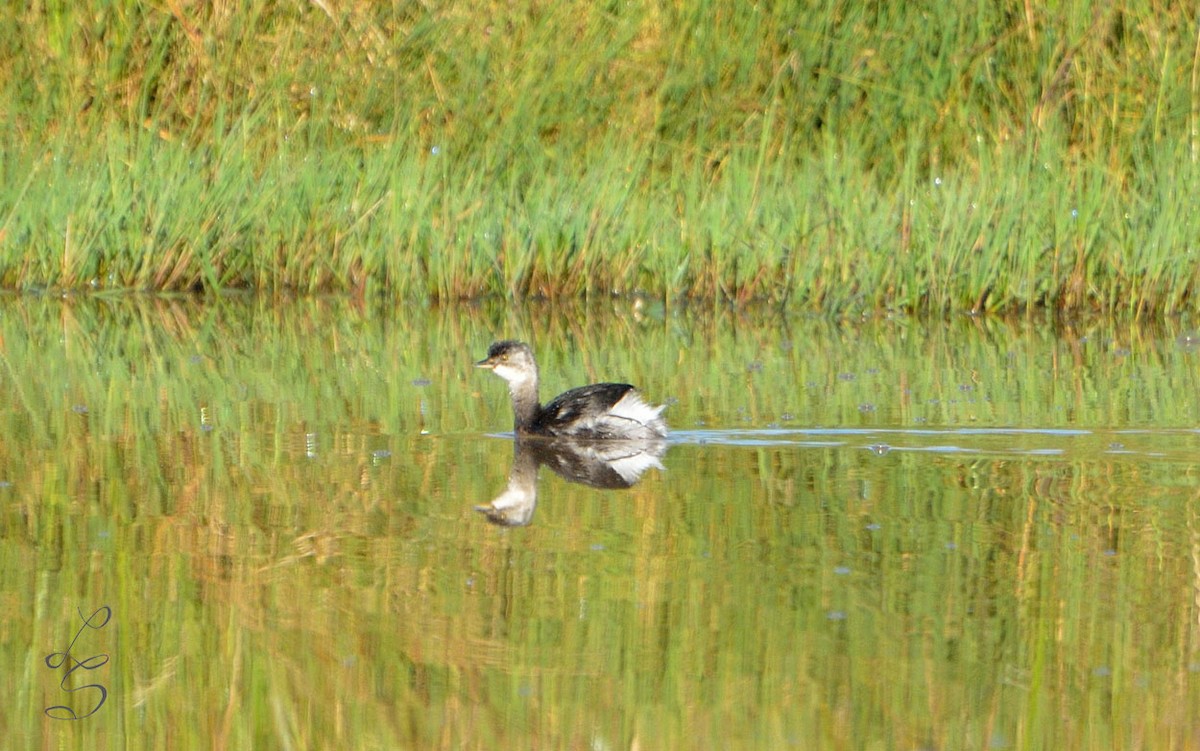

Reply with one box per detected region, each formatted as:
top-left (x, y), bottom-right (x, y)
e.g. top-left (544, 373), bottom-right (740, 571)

top-left (2, 297), bottom-right (1199, 748)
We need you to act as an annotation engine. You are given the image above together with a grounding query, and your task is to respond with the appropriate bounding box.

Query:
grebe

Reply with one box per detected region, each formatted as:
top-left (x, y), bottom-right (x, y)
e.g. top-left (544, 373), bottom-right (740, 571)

top-left (475, 340), bottom-right (668, 440)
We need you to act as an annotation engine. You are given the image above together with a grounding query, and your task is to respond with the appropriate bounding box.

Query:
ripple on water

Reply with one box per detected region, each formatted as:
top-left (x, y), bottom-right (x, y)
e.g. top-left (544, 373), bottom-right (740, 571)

top-left (665, 427), bottom-right (1200, 461)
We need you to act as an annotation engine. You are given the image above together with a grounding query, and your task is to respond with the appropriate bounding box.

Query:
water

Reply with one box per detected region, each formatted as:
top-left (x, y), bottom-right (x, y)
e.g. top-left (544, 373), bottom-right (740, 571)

top-left (3, 297), bottom-right (1199, 748)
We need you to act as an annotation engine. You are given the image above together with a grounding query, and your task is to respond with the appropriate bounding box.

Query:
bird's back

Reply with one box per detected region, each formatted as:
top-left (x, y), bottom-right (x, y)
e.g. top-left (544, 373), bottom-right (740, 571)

top-left (531, 383), bottom-right (666, 440)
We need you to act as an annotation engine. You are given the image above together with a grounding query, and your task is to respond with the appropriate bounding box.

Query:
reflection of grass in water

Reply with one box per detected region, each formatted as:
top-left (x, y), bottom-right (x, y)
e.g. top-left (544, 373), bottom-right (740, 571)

top-left (2, 299), bottom-right (1200, 747)
top-left (1, 297), bottom-right (1199, 442)
top-left (3, 3), bottom-right (1200, 312)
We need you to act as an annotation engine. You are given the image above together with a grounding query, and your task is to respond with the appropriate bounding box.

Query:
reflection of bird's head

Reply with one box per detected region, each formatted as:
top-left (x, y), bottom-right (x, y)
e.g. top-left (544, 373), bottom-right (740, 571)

top-left (475, 443), bottom-right (539, 527)
top-left (475, 498), bottom-right (536, 527)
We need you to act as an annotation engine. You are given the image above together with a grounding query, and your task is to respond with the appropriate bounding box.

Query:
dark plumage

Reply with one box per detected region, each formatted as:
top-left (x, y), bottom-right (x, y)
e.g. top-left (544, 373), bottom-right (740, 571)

top-left (475, 340), bottom-right (667, 440)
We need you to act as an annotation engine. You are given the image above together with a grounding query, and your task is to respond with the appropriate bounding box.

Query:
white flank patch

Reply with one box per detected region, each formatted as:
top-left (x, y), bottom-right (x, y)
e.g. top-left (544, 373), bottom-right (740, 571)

top-left (610, 391), bottom-right (666, 428)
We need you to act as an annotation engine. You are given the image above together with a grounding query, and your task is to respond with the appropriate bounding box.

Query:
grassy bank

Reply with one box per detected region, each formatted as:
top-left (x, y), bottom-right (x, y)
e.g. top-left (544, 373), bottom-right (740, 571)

top-left (1, 1), bottom-right (1199, 313)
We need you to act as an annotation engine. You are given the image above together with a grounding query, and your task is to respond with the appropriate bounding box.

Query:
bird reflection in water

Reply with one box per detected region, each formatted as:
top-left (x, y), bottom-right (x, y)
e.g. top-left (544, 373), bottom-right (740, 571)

top-left (475, 436), bottom-right (666, 527)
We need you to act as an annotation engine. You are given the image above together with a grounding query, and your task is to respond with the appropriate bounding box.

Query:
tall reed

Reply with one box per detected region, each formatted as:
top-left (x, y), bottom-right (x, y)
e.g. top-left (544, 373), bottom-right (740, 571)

top-left (2, 1), bottom-right (1198, 313)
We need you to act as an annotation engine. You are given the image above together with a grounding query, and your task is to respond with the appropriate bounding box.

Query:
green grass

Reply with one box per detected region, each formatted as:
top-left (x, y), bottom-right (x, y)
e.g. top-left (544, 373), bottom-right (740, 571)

top-left (2, 1), bottom-right (1199, 313)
